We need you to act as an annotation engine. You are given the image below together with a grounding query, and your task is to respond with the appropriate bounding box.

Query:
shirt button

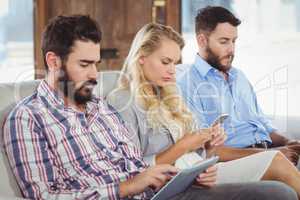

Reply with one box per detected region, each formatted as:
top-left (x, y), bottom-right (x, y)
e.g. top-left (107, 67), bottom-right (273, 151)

top-left (50, 185), bottom-right (57, 191)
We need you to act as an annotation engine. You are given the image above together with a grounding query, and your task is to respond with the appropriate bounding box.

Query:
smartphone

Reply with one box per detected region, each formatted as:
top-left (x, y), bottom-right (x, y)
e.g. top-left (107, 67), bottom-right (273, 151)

top-left (211, 113), bottom-right (229, 126)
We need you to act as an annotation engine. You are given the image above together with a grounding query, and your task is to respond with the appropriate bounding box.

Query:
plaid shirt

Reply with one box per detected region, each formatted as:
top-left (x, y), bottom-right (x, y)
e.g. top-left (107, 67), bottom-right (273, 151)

top-left (3, 80), bottom-right (151, 200)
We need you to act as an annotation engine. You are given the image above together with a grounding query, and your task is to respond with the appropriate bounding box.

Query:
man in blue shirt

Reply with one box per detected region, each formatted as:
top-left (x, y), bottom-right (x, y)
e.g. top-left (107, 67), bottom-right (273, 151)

top-left (177, 6), bottom-right (300, 165)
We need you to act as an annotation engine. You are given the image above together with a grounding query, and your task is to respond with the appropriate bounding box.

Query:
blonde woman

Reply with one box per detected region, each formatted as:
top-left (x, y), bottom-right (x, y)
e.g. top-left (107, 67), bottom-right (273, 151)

top-left (108, 23), bottom-right (300, 198)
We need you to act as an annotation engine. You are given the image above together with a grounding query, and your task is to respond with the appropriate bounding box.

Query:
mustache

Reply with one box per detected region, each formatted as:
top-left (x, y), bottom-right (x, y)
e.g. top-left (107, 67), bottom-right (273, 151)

top-left (221, 54), bottom-right (234, 60)
top-left (78, 79), bottom-right (98, 90)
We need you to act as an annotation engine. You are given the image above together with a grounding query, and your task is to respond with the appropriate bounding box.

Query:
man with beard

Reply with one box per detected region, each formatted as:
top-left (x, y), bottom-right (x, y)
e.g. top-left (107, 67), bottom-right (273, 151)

top-left (4, 14), bottom-right (297, 200)
top-left (177, 6), bottom-right (300, 166)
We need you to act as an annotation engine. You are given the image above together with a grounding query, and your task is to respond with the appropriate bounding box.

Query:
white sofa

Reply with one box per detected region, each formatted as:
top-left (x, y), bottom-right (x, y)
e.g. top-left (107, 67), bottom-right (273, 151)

top-left (0, 70), bottom-right (299, 199)
top-left (0, 71), bottom-right (120, 199)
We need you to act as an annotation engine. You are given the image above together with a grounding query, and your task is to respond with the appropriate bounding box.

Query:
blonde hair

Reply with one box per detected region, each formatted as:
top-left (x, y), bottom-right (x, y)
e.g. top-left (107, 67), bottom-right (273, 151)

top-left (118, 23), bottom-right (195, 141)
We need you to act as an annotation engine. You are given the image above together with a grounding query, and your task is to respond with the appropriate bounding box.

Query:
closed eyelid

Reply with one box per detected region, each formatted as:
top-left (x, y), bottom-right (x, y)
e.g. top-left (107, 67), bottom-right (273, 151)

top-left (161, 60), bottom-right (171, 65)
top-left (80, 62), bottom-right (89, 66)
top-left (219, 39), bottom-right (229, 42)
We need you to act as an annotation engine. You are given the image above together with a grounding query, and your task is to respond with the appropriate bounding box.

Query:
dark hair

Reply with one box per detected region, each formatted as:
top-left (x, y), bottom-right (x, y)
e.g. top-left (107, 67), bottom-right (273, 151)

top-left (195, 6), bottom-right (241, 35)
top-left (41, 15), bottom-right (102, 70)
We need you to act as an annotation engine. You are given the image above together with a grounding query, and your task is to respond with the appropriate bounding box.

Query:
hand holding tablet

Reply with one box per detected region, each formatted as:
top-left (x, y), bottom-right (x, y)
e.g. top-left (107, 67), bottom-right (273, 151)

top-left (151, 156), bottom-right (219, 200)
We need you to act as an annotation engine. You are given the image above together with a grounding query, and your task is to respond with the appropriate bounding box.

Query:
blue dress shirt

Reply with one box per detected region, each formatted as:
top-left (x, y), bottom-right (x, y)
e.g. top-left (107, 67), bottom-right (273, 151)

top-left (177, 54), bottom-right (276, 148)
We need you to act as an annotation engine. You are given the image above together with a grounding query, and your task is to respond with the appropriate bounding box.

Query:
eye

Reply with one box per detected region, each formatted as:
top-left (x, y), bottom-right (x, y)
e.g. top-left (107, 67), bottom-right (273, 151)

top-left (162, 60), bottom-right (170, 65)
top-left (80, 63), bottom-right (89, 67)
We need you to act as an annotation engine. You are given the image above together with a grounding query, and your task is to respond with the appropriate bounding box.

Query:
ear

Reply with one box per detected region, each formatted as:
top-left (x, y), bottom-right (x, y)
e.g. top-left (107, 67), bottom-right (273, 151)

top-left (45, 52), bottom-right (62, 71)
top-left (196, 33), bottom-right (208, 49)
top-left (138, 56), bottom-right (145, 65)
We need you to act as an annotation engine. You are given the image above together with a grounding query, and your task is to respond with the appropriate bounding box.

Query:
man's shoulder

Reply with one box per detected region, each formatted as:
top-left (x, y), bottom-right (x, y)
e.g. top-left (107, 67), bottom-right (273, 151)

top-left (177, 63), bottom-right (191, 79)
top-left (176, 63), bottom-right (192, 75)
top-left (3, 93), bottom-right (40, 140)
top-left (177, 63), bottom-right (205, 87)
top-left (231, 67), bottom-right (251, 82)
top-left (6, 92), bottom-right (39, 120)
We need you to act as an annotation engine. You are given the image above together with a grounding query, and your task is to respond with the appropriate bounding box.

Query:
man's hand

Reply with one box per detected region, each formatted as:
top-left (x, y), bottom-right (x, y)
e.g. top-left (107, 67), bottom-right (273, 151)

top-left (277, 146), bottom-right (299, 166)
top-left (266, 132), bottom-right (300, 165)
top-left (286, 140), bottom-right (300, 154)
top-left (119, 164), bottom-right (179, 198)
top-left (195, 164), bottom-right (218, 187)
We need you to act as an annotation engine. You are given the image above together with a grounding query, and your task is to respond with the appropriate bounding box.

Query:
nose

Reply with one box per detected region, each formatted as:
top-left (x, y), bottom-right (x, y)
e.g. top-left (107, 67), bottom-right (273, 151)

top-left (168, 63), bottom-right (176, 75)
top-left (228, 42), bottom-right (235, 55)
top-left (88, 64), bottom-right (98, 80)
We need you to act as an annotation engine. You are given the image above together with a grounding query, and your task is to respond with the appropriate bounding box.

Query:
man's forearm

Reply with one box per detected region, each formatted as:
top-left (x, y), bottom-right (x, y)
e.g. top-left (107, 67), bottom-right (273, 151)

top-left (119, 179), bottom-right (135, 198)
top-left (215, 146), bottom-right (264, 162)
top-left (269, 131), bottom-right (289, 147)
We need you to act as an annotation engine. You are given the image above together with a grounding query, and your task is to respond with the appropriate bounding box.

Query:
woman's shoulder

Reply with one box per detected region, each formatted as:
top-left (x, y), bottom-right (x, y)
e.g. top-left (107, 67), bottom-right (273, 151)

top-left (107, 87), bottom-right (134, 111)
top-left (108, 87), bottom-right (131, 99)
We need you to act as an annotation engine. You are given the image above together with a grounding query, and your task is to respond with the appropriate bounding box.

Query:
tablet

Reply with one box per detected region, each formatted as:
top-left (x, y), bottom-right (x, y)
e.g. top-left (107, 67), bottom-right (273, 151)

top-left (151, 156), bottom-right (219, 200)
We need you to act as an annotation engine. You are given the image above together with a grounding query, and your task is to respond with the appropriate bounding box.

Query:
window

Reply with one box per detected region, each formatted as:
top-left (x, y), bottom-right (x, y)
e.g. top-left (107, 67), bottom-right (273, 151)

top-left (181, 0), bottom-right (300, 120)
top-left (0, 0), bottom-right (34, 83)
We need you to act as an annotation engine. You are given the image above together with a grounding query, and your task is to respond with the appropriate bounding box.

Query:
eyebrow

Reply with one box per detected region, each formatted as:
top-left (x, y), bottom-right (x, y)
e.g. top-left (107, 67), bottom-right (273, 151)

top-left (162, 56), bottom-right (181, 64)
top-left (79, 59), bottom-right (102, 64)
top-left (218, 37), bottom-right (237, 41)
top-left (218, 37), bottom-right (230, 41)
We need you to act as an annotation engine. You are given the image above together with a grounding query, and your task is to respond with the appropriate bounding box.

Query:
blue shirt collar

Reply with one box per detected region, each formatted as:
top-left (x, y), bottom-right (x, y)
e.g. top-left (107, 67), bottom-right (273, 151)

top-left (193, 54), bottom-right (214, 77)
top-left (193, 54), bottom-right (238, 81)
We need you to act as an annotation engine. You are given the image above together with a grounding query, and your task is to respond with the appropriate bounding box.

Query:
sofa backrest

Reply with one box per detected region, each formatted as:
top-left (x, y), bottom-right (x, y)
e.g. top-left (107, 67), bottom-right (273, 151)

top-left (0, 80), bottom-right (40, 198)
top-left (0, 71), bottom-right (120, 198)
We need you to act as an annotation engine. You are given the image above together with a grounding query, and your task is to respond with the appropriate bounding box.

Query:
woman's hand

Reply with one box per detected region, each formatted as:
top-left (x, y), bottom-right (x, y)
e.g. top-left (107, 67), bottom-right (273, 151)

top-left (209, 124), bottom-right (227, 146)
top-left (173, 125), bottom-right (227, 160)
top-left (203, 124), bottom-right (227, 157)
top-left (178, 129), bottom-right (213, 152)
top-left (195, 164), bottom-right (218, 187)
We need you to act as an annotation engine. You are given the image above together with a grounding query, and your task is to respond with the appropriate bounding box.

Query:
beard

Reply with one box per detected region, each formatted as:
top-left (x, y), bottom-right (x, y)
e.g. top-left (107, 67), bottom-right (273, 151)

top-left (206, 45), bottom-right (234, 72)
top-left (58, 66), bottom-right (97, 105)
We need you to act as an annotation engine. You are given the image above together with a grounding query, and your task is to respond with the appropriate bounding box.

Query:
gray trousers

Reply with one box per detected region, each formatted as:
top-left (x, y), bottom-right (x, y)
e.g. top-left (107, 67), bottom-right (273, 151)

top-left (171, 181), bottom-right (297, 200)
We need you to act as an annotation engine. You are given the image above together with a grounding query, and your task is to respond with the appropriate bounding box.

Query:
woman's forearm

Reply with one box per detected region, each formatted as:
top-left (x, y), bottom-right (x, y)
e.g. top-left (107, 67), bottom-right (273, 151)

top-left (155, 130), bottom-right (212, 164)
top-left (155, 139), bottom-right (190, 165)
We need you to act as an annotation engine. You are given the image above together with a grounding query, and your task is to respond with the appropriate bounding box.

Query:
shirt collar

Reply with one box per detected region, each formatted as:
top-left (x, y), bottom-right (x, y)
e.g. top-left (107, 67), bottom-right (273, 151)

top-left (193, 54), bottom-right (214, 77)
top-left (193, 54), bottom-right (238, 81)
top-left (37, 80), bottom-right (65, 108)
top-left (227, 67), bottom-right (238, 82)
top-left (37, 80), bottom-right (98, 113)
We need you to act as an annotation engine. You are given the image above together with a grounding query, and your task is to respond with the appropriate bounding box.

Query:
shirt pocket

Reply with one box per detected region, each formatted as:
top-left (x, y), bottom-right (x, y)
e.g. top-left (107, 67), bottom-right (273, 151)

top-left (196, 83), bottom-right (221, 115)
top-left (200, 96), bottom-right (220, 115)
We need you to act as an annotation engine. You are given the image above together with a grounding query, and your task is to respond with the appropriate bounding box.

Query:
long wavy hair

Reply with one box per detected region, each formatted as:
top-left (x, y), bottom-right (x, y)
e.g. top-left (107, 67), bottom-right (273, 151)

top-left (118, 23), bottom-right (195, 141)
